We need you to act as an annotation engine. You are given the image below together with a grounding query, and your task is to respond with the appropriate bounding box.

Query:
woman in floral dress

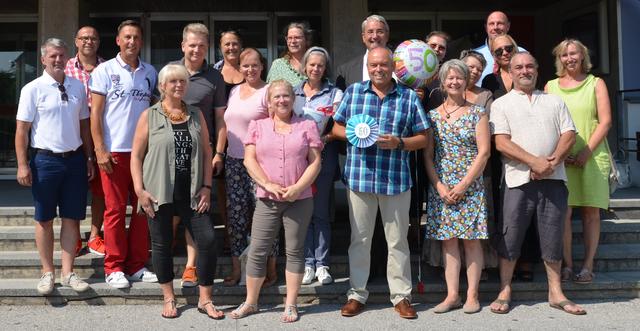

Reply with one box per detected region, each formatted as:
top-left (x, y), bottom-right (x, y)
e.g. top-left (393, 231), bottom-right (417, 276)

top-left (424, 59), bottom-right (490, 314)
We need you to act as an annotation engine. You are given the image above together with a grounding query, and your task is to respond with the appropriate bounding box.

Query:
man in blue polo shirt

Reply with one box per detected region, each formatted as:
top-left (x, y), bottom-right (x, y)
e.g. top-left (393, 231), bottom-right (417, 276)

top-left (89, 20), bottom-right (158, 289)
top-left (332, 47), bottom-right (430, 319)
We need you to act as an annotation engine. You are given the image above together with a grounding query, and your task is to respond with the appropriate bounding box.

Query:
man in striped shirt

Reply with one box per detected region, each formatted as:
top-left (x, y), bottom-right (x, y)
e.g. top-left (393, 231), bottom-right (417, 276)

top-left (65, 26), bottom-right (106, 257)
top-left (332, 47), bottom-right (430, 319)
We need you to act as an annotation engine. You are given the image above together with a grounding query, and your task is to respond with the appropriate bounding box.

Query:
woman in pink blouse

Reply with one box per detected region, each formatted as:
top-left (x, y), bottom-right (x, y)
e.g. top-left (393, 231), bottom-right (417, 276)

top-left (230, 79), bottom-right (322, 323)
top-left (222, 48), bottom-right (275, 286)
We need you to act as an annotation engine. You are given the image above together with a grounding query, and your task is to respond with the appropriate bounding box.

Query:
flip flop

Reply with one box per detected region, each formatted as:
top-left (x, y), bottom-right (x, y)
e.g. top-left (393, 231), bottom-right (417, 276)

top-left (490, 299), bottom-right (511, 314)
top-left (549, 300), bottom-right (587, 315)
top-left (573, 269), bottom-right (594, 284)
top-left (197, 301), bottom-right (225, 320)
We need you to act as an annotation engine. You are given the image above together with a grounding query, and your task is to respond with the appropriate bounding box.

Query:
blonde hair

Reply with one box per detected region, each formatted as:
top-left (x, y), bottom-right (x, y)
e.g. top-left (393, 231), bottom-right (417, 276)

top-left (489, 34), bottom-right (518, 57)
top-left (158, 64), bottom-right (190, 98)
top-left (182, 23), bottom-right (209, 41)
top-left (267, 79), bottom-right (294, 101)
top-left (552, 38), bottom-right (592, 77)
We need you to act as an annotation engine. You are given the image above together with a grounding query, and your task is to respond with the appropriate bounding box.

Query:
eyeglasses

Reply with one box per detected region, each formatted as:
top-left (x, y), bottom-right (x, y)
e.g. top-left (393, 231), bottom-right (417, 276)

top-left (57, 84), bottom-right (68, 102)
top-left (494, 45), bottom-right (515, 57)
top-left (429, 43), bottom-right (446, 52)
top-left (77, 36), bottom-right (99, 43)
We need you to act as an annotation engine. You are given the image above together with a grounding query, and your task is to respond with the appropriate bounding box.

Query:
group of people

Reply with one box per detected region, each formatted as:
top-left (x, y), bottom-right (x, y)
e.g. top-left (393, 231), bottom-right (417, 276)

top-left (16, 8), bottom-right (612, 322)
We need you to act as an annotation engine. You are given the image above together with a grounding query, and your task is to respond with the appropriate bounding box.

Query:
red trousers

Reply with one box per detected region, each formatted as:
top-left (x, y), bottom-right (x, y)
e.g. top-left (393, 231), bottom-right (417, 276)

top-left (100, 152), bottom-right (149, 275)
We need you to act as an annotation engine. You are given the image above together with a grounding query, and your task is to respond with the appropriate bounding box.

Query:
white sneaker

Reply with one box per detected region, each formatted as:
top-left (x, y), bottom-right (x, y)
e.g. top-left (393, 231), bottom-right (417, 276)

top-left (316, 266), bottom-right (333, 285)
top-left (106, 271), bottom-right (130, 289)
top-left (301, 266), bottom-right (315, 285)
top-left (37, 272), bottom-right (55, 295)
top-left (61, 272), bottom-right (90, 292)
top-left (128, 267), bottom-right (158, 283)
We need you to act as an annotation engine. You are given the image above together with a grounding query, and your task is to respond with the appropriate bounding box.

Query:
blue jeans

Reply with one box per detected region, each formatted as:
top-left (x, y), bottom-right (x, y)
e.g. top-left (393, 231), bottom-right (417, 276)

top-left (304, 141), bottom-right (339, 268)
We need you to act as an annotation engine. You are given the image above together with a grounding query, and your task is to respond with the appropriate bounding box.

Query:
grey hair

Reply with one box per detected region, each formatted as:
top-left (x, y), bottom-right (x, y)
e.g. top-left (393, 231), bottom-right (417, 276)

top-left (40, 38), bottom-right (68, 57)
top-left (361, 14), bottom-right (389, 33)
top-left (301, 46), bottom-right (332, 79)
top-left (460, 49), bottom-right (487, 71)
top-left (509, 51), bottom-right (538, 70)
top-left (158, 64), bottom-right (190, 98)
top-left (439, 59), bottom-right (470, 88)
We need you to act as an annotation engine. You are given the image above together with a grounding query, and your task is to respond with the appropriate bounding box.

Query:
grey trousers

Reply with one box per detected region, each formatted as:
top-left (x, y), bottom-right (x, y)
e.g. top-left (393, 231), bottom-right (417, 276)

top-left (246, 198), bottom-right (313, 278)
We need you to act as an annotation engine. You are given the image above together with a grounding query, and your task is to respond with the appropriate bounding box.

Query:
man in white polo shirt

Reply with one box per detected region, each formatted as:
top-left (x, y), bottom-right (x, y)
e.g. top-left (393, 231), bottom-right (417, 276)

top-left (90, 20), bottom-right (158, 288)
top-left (15, 38), bottom-right (94, 294)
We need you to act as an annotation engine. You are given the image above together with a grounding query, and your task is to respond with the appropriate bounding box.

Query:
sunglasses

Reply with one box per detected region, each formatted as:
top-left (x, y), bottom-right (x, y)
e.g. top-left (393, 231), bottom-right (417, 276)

top-left (57, 84), bottom-right (68, 102)
top-left (494, 45), bottom-right (515, 57)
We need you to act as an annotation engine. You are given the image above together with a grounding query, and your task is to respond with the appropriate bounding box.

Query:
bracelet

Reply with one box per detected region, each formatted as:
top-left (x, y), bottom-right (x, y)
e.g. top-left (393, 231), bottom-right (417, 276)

top-left (202, 184), bottom-right (212, 190)
top-left (216, 151), bottom-right (226, 158)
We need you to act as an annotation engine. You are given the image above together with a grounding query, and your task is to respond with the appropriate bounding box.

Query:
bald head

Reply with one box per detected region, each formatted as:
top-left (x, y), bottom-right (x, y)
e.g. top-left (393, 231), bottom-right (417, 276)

top-left (367, 47), bottom-right (394, 88)
top-left (74, 26), bottom-right (100, 58)
top-left (486, 11), bottom-right (510, 40)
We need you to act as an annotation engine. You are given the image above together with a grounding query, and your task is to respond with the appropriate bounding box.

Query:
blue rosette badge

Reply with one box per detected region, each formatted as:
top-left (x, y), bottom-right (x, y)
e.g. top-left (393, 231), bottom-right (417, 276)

top-left (346, 114), bottom-right (379, 148)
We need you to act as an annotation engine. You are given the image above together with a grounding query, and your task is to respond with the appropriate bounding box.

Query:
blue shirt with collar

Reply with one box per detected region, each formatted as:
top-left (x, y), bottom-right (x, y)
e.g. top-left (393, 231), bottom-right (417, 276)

top-left (333, 80), bottom-right (430, 195)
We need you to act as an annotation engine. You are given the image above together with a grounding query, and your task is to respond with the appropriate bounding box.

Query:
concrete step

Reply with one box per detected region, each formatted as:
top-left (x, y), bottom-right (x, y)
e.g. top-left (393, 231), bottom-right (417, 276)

top-left (0, 270), bottom-right (638, 305)
top-left (1, 242), bottom-right (639, 280)
top-left (571, 219), bottom-right (640, 245)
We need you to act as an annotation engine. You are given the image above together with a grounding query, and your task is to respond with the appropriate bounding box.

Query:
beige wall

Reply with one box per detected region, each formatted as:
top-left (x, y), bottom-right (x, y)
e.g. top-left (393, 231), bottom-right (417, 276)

top-left (38, 0), bottom-right (79, 72)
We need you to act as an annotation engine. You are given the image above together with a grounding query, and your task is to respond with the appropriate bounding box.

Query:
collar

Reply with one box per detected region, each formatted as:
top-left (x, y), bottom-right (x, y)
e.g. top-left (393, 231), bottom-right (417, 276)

top-left (41, 70), bottom-right (68, 87)
top-left (364, 79), bottom-right (398, 96)
top-left (293, 79), bottom-right (333, 97)
top-left (72, 54), bottom-right (105, 69)
top-left (116, 53), bottom-right (144, 70)
top-left (180, 58), bottom-right (209, 75)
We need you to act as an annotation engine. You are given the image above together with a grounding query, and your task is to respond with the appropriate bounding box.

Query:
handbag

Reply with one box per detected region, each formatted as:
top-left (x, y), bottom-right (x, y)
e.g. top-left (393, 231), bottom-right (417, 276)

top-left (605, 140), bottom-right (631, 194)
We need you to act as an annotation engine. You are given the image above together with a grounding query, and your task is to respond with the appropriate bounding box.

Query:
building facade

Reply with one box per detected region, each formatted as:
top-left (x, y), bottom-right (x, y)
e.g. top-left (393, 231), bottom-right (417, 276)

top-left (1, 0), bottom-right (637, 183)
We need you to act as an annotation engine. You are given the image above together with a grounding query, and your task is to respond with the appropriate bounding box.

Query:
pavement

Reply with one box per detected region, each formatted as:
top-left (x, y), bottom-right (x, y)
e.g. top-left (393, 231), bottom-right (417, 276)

top-left (1, 299), bottom-right (639, 330)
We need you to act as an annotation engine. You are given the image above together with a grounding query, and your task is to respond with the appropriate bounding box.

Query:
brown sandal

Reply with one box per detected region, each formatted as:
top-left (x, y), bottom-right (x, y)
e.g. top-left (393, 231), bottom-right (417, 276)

top-left (161, 299), bottom-right (179, 319)
top-left (573, 269), bottom-right (594, 284)
top-left (561, 267), bottom-right (574, 282)
top-left (197, 300), bottom-right (225, 320)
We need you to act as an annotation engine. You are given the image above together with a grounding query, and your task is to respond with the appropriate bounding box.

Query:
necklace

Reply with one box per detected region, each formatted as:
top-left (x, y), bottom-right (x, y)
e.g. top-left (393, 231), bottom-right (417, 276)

top-left (162, 101), bottom-right (187, 122)
top-left (443, 97), bottom-right (467, 119)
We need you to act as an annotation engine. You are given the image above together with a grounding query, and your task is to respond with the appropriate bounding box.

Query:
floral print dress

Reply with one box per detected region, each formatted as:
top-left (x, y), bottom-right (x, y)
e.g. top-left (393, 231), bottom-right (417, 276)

top-left (425, 104), bottom-right (488, 240)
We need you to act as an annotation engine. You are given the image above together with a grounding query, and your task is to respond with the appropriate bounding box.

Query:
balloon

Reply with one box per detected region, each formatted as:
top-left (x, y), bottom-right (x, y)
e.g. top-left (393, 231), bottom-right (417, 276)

top-left (393, 39), bottom-right (439, 89)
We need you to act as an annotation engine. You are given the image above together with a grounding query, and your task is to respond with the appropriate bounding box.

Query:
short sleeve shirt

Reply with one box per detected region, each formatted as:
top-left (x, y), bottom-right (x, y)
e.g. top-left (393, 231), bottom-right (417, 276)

top-left (16, 71), bottom-right (89, 152)
top-left (89, 53), bottom-right (157, 152)
top-left (223, 84), bottom-right (269, 159)
top-left (244, 116), bottom-right (323, 201)
top-left (171, 59), bottom-right (226, 144)
top-left (490, 89), bottom-right (576, 188)
top-left (65, 54), bottom-right (105, 107)
top-left (292, 80), bottom-right (343, 134)
top-left (333, 80), bottom-right (430, 195)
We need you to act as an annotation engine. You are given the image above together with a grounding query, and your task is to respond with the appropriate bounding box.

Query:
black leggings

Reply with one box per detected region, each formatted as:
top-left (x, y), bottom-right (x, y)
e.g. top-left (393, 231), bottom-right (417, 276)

top-left (148, 200), bottom-right (217, 285)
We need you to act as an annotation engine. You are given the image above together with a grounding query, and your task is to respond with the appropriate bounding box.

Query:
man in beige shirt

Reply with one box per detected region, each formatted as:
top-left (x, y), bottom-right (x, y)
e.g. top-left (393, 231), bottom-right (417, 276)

top-left (489, 52), bottom-right (586, 315)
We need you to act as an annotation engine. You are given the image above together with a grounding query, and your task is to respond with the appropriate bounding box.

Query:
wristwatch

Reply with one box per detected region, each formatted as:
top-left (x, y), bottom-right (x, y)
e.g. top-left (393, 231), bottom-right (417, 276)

top-left (397, 137), bottom-right (405, 150)
top-left (216, 151), bottom-right (226, 158)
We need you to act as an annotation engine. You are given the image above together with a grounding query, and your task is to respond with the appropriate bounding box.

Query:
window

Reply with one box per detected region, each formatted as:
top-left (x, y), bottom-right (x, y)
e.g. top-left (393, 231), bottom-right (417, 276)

top-left (0, 22), bottom-right (37, 167)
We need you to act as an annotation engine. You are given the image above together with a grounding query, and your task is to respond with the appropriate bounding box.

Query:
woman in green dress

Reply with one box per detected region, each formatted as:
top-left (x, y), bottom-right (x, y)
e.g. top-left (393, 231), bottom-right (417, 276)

top-left (545, 39), bottom-right (612, 284)
top-left (266, 22), bottom-right (311, 86)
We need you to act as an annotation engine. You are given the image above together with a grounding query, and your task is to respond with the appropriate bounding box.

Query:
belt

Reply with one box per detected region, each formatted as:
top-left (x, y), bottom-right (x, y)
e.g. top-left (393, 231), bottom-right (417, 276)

top-left (34, 148), bottom-right (82, 158)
